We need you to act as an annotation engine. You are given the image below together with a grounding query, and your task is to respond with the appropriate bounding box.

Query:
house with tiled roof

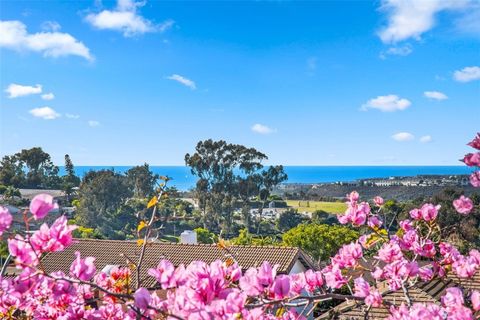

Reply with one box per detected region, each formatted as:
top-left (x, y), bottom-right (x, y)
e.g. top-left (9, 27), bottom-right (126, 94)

top-left (317, 273), bottom-right (480, 319)
top-left (32, 238), bottom-right (316, 287)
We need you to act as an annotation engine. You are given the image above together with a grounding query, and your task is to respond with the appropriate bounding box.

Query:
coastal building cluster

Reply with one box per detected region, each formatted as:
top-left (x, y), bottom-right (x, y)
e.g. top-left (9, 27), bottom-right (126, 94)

top-left (277, 174), bottom-right (470, 191)
top-left (356, 175), bottom-right (470, 187)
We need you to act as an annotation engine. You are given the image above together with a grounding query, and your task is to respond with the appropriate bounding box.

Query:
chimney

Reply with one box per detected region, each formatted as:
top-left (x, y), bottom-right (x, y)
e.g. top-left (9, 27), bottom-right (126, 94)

top-left (180, 230), bottom-right (197, 244)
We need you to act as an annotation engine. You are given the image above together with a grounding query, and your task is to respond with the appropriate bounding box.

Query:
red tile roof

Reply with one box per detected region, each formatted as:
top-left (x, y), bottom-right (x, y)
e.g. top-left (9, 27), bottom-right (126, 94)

top-left (319, 276), bottom-right (473, 319)
top-left (38, 238), bottom-right (316, 287)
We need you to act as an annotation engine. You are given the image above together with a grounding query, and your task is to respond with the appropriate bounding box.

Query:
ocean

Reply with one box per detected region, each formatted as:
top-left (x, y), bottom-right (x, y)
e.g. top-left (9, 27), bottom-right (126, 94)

top-left (58, 166), bottom-right (474, 191)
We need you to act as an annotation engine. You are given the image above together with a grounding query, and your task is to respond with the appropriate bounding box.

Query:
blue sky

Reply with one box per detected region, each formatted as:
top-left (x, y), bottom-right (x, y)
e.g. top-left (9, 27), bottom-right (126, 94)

top-left (0, 0), bottom-right (479, 166)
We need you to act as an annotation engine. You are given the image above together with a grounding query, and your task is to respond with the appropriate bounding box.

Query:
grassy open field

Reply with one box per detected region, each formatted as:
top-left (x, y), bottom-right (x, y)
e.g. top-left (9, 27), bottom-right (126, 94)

top-left (286, 200), bottom-right (347, 214)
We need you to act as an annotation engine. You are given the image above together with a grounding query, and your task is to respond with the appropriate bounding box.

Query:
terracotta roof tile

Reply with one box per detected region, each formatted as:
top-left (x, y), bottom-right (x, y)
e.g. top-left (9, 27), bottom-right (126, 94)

top-left (39, 239), bottom-right (316, 287)
top-left (448, 272), bottom-right (480, 291)
top-left (319, 278), bottom-right (457, 320)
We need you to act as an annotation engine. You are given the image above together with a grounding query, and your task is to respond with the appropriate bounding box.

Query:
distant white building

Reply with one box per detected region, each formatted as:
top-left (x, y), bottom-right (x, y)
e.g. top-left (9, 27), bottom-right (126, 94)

top-left (250, 208), bottom-right (281, 220)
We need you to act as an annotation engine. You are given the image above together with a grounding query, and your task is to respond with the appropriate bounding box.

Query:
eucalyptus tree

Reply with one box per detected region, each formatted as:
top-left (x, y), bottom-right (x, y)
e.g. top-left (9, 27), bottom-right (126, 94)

top-left (17, 147), bottom-right (60, 188)
top-left (185, 139), bottom-right (287, 235)
top-left (126, 163), bottom-right (158, 199)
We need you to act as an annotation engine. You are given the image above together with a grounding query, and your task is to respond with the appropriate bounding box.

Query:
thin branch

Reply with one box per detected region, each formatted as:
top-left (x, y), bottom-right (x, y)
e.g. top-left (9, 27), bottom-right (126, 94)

top-left (136, 180), bottom-right (168, 289)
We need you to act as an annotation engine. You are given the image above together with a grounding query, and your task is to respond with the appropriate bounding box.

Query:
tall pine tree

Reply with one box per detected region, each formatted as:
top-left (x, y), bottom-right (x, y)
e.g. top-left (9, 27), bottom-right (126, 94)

top-left (62, 154), bottom-right (80, 202)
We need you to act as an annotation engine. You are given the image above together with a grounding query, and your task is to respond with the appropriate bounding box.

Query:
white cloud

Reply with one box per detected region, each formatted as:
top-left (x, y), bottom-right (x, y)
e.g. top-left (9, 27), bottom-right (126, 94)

top-left (380, 44), bottom-right (413, 59)
top-left (5, 83), bottom-right (42, 98)
top-left (453, 66), bottom-right (480, 82)
top-left (88, 120), bottom-right (100, 127)
top-left (424, 91), bottom-right (448, 100)
top-left (361, 94), bottom-right (411, 112)
top-left (378, 0), bottom-right (470, 43)
top-left (420, 135), bottom-right (432, 143)
top-left (166, 74), bottom-right (196, 90)
top-left (455, 5), bottom-right (480, 36)
top-left (392, 132), bottom-right (415, 142)
top-left (158, 19), bottom-right (175, 33)
top-left (251, 123), bottom-right (275, 134)
top-left (41, 92), bottom-right (55, 100)
top-left (29, 106), bottom-right (60, 120)
top-left (41, 21), bottom-right (61, 32)
top-left (0, 20), bottom-right (93, 61)
top-left (66, 113), bottom-right (80, 119)
top-left (85, 0), bottom-right (173, 37)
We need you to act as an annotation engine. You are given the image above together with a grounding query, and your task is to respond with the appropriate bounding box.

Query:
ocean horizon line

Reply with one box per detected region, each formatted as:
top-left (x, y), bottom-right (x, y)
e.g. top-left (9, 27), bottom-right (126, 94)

top-left (58, 165), bottom-right (474, 191)
top-left (59, 164), bottom-right (467, 167)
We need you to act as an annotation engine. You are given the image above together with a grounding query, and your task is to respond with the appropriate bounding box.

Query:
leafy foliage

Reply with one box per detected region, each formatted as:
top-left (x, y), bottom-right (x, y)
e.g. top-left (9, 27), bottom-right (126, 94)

top-left (282, 223), bottom-right (359, 261)
top-left (431, 188), bottom-right (480, 250)
top-left (185, 139), bottom-right (287, 234)
top-left (231, 228), bottom-right (278, 245)
top-left (276, 209), bottom-right (309, 232)
top-left (311, 209), bottom-right (338, 225)
top-left (0, 148), bottom-right (61, 189)
top-left (76, 169), bottom-right (133, 238)
top-left (126, 163), bottom-right (159, 198)
top-left (194, 227), bottom-right (218, 244)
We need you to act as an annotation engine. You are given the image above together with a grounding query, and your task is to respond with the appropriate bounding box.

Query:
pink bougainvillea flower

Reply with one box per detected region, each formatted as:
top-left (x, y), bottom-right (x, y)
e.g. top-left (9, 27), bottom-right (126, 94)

top-left (410, 203), bottom-right (440, 222)
top-left (365, 289), bottom-right (383, 307)
top-left (134, 288), bottom-right (151, 310)
top-left (409, 208), bottom-right (422, 220)
top-left (468, 133), bottom-right (480, 150)
top-left (377, 242), bottom-right (403, 263)
top-left (420, 203), bottom-right (441, 221)
top-left (353, 277), bottom-right (370, 298)
top-left (453, 195), bottom-right (474, 215)
top-left (372, 267), bottom-right (383, 280)
top-left (332, 242), bottom-right (363, 268)
top-left (337, 212), bottom-right (350, 224)
top-left (462, 153), bottom-right (480, 167)
top-left (48, 215), bottom-right (76, 251)
top-left (442, 287), bottom-right (464, 308)
top-left (399, 219), bottom-right (413, 232)
top-left (471, 290), bottom-right (480, 311)
top-left (340, 201), bottom-right (370, 226)
top-left (271, 275), bottom-right (290, 299)
top-left (239, 268), bottom-right (262, 296)
top-left (304, 269), bottom-right (323, 292)
top-left (452, 255), bottom-right (478, 278)
top-left (323, 265), bottom-right (347, 289)
top-left (0, 206), bottom-right (12, 235)
top-left (30, 216), bottom-right (76, 253)
top-left (368, 215), bottom-right (383, 229)
top-left (148, 259), bottom-right (176, 289)
top-left (8, 235), bottom-right (39, 267)
top-left (29, 193), bottom-right (59, 220)
top-left (470, 171), bottom-right (480, 187)
top-left (351, 208), bottom-right (368, 226)
top-left (389, 303), bottom-right (444, 319)
top-left (418, 266), bottom-right (434, 281)
top-left (257, 261), bottom-right (277, 287)
top-left (354, 277), bottom-right (383, 307)
top-left (70, 251), bottom-right (96, 281)
top-left (347, 191), bottom-right (359, 202)
top-left (289, 273), bottom-right (306, 294)
top-left (398, 229), bottom-right (418, 250)
top-left (470, 249), bottom-right (480, 264)
top-left (373, 196), bottom-right (384, 206)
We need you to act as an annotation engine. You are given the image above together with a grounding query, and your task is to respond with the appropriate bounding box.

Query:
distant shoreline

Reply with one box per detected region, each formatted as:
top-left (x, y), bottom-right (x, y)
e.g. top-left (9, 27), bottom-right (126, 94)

top-left (58, 166), bottom-right (474, 191)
